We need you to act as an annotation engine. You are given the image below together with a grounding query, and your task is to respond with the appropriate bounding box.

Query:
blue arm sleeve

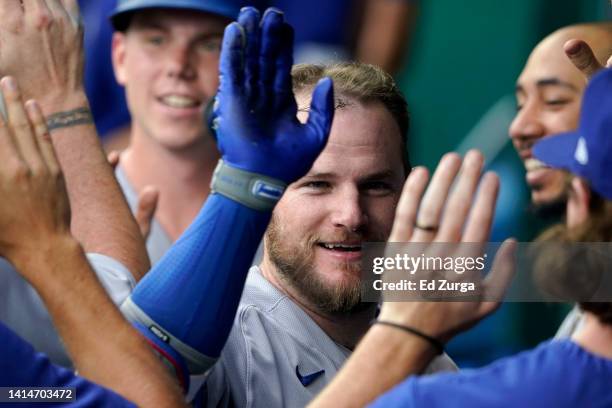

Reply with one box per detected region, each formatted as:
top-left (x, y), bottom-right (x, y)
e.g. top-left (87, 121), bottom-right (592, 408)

top-left (0, 321), bottom-right (135, 407)
top-left (122, 193), bottom-right (271, 379)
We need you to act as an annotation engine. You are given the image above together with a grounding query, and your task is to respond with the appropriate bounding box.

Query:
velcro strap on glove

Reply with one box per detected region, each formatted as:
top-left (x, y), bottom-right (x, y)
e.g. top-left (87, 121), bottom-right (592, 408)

top-left (211, 159), bottom-right (286, 211)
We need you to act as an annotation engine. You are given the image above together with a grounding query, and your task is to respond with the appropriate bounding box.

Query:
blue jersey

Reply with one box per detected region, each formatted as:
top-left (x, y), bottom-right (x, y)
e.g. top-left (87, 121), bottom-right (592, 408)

top-left (370, 340), bottom-right (612, 408)
top-left (0, 322), bottom-right (134, 407)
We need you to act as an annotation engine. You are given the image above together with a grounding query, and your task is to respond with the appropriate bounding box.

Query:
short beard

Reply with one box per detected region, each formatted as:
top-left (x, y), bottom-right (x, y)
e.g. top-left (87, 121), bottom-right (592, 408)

top-left (529, 188), bottom-right (569, 221)
top-left (265, 216), bottom-right (369, 316)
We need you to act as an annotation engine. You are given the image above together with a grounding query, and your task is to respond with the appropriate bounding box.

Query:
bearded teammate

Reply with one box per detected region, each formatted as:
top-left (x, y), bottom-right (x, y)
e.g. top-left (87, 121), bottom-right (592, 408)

top-left (509, 23), bottom-right (612, 337)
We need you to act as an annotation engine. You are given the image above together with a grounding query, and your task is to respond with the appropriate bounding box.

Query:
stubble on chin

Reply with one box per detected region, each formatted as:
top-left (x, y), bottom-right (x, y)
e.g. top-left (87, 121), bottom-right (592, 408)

top-left (264, 216), bottom-right (365, 315)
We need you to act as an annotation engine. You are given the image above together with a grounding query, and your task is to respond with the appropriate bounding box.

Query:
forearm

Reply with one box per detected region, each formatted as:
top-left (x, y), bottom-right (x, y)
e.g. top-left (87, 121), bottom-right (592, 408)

top-left (309, 324), bottom-right (436, 408)
top-left (355, 0), bottom-right (418, 74)
top-left (15, 235), bottom-right (185, 408)
top-left (123, 193), bottom-right (272, 375)
top-left (40, 91), bottom-right (150, 280)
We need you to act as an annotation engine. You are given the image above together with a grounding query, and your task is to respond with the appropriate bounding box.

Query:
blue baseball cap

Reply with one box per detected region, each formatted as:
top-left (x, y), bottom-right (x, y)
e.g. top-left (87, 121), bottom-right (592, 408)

top-left (533, 68), bottom-right (612, 199)
top-left (111, 0), bottom-right (249, 31)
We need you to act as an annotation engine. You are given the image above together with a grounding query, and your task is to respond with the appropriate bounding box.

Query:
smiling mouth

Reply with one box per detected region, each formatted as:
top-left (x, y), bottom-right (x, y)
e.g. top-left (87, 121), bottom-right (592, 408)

top-left (524, 158), bottom-right (549, 172)
top-left (158, 95), bottom-right (201, 109)
top-left (317, 243), bottom-right (362, 252)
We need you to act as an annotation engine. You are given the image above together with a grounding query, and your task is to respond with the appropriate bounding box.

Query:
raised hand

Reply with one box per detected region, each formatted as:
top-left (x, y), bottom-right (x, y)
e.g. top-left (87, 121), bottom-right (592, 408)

top-left (212, 7), bottom-right (334, 183)
top-left (0, 77), bottom-right (70, 276)
top-left (0, 0), bottom-right (84, 112)
top-left (378, 150), bottom-right (516, 343)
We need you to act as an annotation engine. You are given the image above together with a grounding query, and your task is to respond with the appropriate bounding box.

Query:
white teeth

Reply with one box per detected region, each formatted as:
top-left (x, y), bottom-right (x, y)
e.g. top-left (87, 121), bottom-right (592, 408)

top-left (525, 158), bottom-right (547, 172)
top-left (322, 243), bottom-right (361, 250)
top-left (160, 95), bottom-right (199, 108)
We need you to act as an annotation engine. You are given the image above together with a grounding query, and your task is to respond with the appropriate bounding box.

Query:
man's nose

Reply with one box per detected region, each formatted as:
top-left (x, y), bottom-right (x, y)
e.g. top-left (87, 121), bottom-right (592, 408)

top-left (329, 187), bottom-right (368, 232)
top-left (165, 44), bottom-right (197, 81)
top-left (509, 102), bottom-right (546, 144)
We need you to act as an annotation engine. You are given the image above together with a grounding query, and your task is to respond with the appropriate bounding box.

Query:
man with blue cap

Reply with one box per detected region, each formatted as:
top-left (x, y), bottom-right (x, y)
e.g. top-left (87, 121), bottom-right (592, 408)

top-left (109, 0), bottom-right (260, 264)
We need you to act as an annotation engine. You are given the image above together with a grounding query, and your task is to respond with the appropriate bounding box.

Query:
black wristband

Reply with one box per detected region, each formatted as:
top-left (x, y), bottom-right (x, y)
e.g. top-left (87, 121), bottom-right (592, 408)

top-left (373, 320), bottom-right (444, 355)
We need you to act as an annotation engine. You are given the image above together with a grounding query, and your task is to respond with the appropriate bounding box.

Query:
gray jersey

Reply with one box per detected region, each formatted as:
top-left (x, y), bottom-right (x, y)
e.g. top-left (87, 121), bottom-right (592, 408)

top-left (204, 266), bottom-right (457, 408)
top-left (0, 253), bottom-right (135, 366)
top-left (115, 165), bottom-right (173, 265)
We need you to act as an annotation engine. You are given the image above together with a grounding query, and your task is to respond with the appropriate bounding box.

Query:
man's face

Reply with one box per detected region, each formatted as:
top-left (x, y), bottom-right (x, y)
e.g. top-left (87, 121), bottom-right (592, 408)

top-left (265, 96), bottom-right (406, 315)
top-left (112, 9), bottom-right (228, 151)
top-left (509, 36), bottom-right (585, 209)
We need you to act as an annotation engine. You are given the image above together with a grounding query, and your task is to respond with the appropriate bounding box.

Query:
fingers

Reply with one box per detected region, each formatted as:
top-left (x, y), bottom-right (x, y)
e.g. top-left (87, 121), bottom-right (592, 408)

top-left (1, 77), bottom-right (44, 171)
top-left (462, 172), bottom-right (499, 242)
top-left (305, 77), bottom-right (334, 147)
top-left (0, 0), bottom-right (24, 18)
top-left (272, 23), bottom-right (295, 114)
top-left (435, 150), bottom-right (484, 242)
top-left (60, 0), bottom-right (80, 27)
top-left (22, 0), bottom-right (56, 30)
top-left (237, 7), bottom-right (261, 107)
top-left (411, 153), bottom-right (461, 242)
top-left (256, 8), bottom-right (285, 113)
top-left (43, 0), bottom-right (70, 20)
top-left (219, 23), bottom-right (246, 97)
top-left (25, 99), bottom-right (59, 174)
top-left (136, 186), bottom-right (159, 240)
top-left (480, 238), bottom-right (517, 315)
top-left (0, 88), bottom-right (19, 166)
top-left (107, 151), bottom-right (120, 170)
top-left (564, 39), bottom-right (603, 81)
top-left (0, 0), bottom-right (24, 23)
top-left (389, 167), bottom-right (429, 242)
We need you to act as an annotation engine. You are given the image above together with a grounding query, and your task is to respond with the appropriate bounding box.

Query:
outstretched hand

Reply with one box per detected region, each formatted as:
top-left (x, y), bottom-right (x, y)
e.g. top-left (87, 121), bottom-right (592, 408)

top-left (0, 77), bottom-right (71, 279)
top-left (0, 0), bottom-right (84, 112)
top-left (379, 151), bottom-right (516, 343)
top-left (212, 7), bottom-right (334, 183)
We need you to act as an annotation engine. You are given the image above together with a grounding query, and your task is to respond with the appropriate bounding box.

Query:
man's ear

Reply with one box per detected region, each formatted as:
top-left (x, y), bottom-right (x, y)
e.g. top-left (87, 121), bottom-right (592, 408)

top-left (567, 177), bottom-right (591, 229)
top-left (111, 32), bottom-right (128, 86)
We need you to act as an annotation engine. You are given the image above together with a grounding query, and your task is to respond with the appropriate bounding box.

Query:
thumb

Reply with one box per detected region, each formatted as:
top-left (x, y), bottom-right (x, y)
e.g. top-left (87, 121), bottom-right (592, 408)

top-left (480, 238), bottom-right (518, 315)
top-left (305, 77), bottom-right (334, 147)
top-left (107, 150), bottom-right (120, 170)
top-left (136, 186), bottom-right (159, 240)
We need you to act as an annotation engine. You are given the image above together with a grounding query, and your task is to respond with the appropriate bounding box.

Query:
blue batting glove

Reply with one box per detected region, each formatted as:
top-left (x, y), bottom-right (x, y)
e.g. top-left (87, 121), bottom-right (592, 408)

top-left (212, 7), bottom-right (334, 183)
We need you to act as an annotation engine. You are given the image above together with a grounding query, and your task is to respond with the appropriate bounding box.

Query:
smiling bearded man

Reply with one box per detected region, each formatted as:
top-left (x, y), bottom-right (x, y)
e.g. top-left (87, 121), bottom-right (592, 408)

top-left (203, 62), bottom-right (457, 408)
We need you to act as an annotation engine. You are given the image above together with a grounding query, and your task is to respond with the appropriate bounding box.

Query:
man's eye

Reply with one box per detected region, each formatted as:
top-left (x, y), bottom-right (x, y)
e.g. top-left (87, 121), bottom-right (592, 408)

top-left (545, 99), bottom-right (571, 108)
top-left (304, 181), bottom-right (331, 190)
top-left (198, 39), bottom-right (222, 53)
top-left (362, 181), bottom-right (393, 194)
top-left (147, 36), bottom-right (164, 46)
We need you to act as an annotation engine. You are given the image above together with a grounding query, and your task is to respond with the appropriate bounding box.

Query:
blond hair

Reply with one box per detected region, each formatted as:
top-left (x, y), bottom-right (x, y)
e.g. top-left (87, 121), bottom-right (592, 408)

top-left (292, 62), bottom-right (411, 172)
